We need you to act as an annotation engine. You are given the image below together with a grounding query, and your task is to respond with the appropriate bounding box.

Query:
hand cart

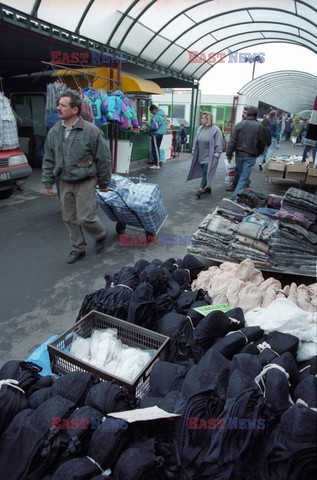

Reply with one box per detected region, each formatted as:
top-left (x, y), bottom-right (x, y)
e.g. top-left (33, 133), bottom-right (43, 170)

top-left (96, 174), bottom-right (168, 241)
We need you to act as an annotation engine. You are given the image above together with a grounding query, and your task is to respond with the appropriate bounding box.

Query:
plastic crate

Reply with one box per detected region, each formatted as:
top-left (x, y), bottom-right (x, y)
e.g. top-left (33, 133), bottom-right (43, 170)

top-left (48, 311), bottom-right (169, 398)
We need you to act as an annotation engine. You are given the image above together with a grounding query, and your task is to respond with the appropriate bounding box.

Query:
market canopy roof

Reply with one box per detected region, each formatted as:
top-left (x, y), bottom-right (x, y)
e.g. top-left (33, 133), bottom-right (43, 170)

top-left (238, 70), bottom-right (317, 114)
top-left (1, 0), bottom-right (316, 87)
top-left (52, 67), bottom-right (163, 94)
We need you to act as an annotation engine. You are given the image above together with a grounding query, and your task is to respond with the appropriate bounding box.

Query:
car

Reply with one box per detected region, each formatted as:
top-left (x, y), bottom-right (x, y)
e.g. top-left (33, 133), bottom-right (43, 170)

top-left (0, 149), bottom-right (32, 199)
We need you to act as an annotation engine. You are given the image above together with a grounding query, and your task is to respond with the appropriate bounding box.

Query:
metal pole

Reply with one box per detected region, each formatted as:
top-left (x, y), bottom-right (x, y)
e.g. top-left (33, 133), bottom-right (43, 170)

top-left (190, 83), bottom-right (199, 151)
top-left (113, 61), bottom-right (122, 174)
top-left (189, 85), bottom-right (195, 150)
top-left (171, 88), bottom-right (174, 123)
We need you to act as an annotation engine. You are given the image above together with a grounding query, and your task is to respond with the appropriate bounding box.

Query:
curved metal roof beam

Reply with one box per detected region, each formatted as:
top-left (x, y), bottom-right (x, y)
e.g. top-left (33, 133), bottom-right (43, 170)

top-left (242, 80), bottom-right (316, 98)
top-left (106, 0), bottom-right (140, 45)
top-left (75, 0), bottom-right (95, 34)
top-left (152, 7), bottom-right (316, 65)
top-left (240, 71), bottom-right (317, 94)
top-left (168, 20), bottom-right (316, 70)
top-left (238, 71), bottom-right (317, 111)
top-left (117, 0), bottom-right (158, 50)
top-left (31, 0), bottom-right (42, 17)
top-left (138, 0), bottom-right (314, 58)
top-left (138, 0), bottom-right (210, 57)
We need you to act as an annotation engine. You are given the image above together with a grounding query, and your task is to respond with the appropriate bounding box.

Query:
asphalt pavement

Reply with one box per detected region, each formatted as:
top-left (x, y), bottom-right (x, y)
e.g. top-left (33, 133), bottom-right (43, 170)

top-left (0, 140), bottom-right (314, 363)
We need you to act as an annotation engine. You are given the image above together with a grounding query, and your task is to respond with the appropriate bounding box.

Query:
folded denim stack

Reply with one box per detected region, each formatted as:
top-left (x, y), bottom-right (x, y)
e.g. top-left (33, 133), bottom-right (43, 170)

top-left (189, 206), bottom-right (277, 267)
top-left (189, 187), bottom-right (317, 275)
top-left (269, 188), bottom-right (317, 275)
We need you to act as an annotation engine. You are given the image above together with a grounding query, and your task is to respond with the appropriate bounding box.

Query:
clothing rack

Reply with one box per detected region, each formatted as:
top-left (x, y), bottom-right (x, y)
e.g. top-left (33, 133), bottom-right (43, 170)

top-left (42, 61), bottom-right (123, 172)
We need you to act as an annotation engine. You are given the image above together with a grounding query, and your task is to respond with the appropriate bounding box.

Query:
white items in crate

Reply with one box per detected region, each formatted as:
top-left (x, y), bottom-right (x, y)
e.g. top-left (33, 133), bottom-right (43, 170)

top-left (70, 329), bottom-right (156, 382)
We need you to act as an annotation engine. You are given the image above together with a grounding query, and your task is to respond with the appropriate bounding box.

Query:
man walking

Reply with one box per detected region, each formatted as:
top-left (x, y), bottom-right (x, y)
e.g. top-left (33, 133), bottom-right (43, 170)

top-left (226, 106), bottom-right (266, 201)
top-left (42, 90), bottom-right (111, 264)
top-left (148, 104), bottom-right (167, 169)
top-left (265, 110), bottom-right (279, 161)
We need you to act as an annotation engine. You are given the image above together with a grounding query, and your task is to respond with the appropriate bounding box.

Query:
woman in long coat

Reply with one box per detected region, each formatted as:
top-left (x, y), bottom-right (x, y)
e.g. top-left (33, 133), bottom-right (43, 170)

top-left (187, 112), bottom-right (223, 198)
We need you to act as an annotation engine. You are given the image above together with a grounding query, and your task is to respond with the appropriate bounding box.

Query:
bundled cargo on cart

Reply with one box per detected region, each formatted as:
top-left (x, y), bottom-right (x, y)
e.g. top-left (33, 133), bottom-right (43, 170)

top-left (96, 174), bottom-right (168, 237)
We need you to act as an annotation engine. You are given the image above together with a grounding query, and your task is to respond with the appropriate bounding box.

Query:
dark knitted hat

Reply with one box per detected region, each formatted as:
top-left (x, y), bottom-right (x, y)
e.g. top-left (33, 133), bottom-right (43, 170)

top-left (294, 375), bottom-right (317, 408)
top-left (158, 310), bottom-right (187, 337)
top-left (149, 361), bottom-right (187, 396)
top-left (181, 348), bottom-right (230, 398)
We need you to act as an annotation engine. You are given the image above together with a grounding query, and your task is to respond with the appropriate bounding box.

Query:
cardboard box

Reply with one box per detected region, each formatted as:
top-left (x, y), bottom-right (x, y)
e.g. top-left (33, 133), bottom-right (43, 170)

top-left (264, 159), bottom-right (285, 178)
top-left (285, 162), bottom-right (307, 180)
top-left (305, 167), bottom-right (317, 185)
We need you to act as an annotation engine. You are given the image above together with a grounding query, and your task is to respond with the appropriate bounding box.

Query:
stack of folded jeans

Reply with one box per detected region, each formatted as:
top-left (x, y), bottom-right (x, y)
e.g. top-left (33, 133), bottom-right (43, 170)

top-left (189, 209), bottom-right (277, 267)
top-left (189, 187), bottom-right (317, 275)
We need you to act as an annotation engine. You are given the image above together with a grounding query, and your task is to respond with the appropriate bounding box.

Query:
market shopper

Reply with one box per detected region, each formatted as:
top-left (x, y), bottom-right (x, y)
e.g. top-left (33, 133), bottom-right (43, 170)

top-left (226, 106), bottom-right (266, 201)
top-left (179, 123), bottom-right (188, 152)
top-left (290, 116), bottom-right (303, 147)
top-left (147, 104), bottom-right (167, 169)
top-left (265, 110), bottom-right (279, 161)
top-left (258, 117), bottom-right (272, 170)
top-left (284, 116), bottom-right (293, 140)
top-left (42, 90), bottom-right (111, 264)
top-left (187, 111), bottom-right (223, 198)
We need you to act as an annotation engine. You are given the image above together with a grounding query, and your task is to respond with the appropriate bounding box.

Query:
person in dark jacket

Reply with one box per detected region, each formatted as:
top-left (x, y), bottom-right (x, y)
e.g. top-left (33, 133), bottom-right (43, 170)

top-left (179, 124), bottom-right (187, 152)
top-left (258, 117), bottom-right (272, 170)
top-left (265, 110), bottom-right (279, 161)
top-left (284, 117), bottom-right (293, 140)
top-left (42, 90), bottom-right (111, 264)
top-left (226, 106), bottom-right (266, 201)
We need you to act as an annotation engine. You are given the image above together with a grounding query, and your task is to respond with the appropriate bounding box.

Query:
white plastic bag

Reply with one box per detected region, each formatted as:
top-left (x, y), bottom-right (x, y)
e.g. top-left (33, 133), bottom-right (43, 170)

top-left (224, 158), bottom-right (236, 184)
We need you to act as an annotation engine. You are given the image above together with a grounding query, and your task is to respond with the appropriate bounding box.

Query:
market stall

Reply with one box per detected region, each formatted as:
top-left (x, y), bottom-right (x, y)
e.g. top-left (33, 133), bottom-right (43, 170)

top-left (0, 253), bottom-right (316, 479)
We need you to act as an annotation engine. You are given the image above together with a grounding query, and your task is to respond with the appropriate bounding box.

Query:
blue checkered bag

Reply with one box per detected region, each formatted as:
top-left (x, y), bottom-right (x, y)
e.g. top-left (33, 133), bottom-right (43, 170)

top-left (97, 176), bottom-right (168, 234)
top-left (108, 174), bottom-right (133, 189)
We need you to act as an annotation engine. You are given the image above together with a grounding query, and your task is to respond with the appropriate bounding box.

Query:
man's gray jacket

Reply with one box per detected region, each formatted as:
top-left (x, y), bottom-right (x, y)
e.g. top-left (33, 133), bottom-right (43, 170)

top-left (227, 115), bottom-right (266, 159)
top-left (42, 117), bottom-right (111, 189)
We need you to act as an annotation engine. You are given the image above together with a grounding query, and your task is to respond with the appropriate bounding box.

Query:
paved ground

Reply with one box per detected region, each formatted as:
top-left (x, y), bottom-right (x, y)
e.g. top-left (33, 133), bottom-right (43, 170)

top-left (0, 139), bottom-right (315, 363)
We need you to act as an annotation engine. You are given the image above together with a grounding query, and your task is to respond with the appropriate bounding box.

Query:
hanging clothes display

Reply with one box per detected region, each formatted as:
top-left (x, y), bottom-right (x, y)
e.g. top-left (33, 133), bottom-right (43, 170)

top-left (0, 92), bottom-right (19, 150)
top-left (80, 87), bottom-right (106, 127)
top-left (101, 90), bottom-right (139, 129)
top-left (45, 81), bottom-right (67, 126)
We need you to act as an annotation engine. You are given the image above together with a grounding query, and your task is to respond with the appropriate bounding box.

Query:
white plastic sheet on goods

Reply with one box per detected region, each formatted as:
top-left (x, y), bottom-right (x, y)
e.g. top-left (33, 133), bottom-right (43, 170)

top-left (245, 298), bottom-right (317, 361)
top-left (69, 329), bottom-right (156, 382)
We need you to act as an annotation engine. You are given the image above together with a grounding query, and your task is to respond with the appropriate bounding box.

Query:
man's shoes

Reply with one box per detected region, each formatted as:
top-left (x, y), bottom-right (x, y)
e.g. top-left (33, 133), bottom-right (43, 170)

top-left (259, 163), bottom-right (263, 171)
top-left (67, 250), bottom-right (86, 264)
top-left (202, 186), bottom-right (212, 194)
top-left (226, 184), bottom-right (235, 192)
top-left (95, 235), bottom-right (107, 254)
top-left (149, 165), bottom-right (160, 170)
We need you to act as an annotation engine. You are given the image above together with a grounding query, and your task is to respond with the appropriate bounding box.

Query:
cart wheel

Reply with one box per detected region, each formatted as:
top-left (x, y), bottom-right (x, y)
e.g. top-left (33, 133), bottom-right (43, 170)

top-left (116, 222), bottom-right (126, 234)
